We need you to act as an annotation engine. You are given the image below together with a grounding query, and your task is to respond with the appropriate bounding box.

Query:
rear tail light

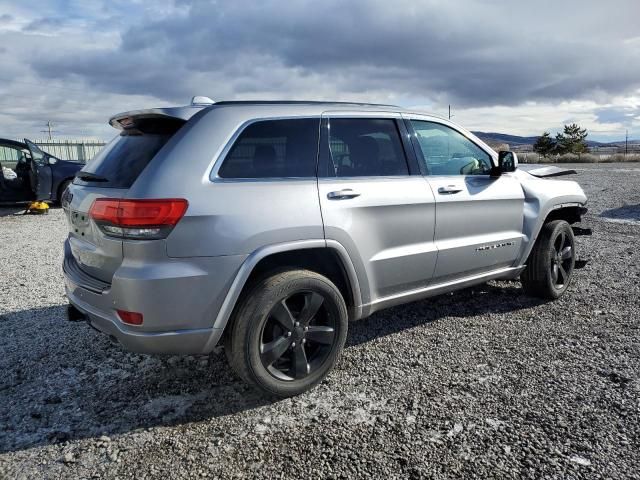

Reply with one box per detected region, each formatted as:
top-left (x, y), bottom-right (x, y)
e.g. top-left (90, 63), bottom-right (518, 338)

top-left (89, 198), bottom-right (188, 240)
top-left (117, 309), bottom-right (143, 325)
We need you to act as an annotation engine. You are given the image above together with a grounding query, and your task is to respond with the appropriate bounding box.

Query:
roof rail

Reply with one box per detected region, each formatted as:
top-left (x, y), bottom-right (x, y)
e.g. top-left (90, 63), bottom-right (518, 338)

top-left (212, 100), bottom-right (401, 108)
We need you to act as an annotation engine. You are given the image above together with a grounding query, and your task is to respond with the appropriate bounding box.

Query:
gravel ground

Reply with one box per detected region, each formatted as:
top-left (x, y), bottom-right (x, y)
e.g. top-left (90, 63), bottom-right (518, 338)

top-left (0, 163), bottom-right (639, 479)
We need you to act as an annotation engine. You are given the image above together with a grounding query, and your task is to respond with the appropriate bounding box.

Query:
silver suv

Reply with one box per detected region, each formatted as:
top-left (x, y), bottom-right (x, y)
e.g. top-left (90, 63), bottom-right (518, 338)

top-left (63, 99), bottom-right (588, 397)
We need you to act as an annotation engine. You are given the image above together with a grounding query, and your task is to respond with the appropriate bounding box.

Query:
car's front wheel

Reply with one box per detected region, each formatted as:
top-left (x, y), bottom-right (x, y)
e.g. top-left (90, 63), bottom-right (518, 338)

top-left (56, 179), bottom-right (71, 206)
top-left (225, 269), bottom-right (348, 397)
top-left (521, 220), bottom-right (576, 299)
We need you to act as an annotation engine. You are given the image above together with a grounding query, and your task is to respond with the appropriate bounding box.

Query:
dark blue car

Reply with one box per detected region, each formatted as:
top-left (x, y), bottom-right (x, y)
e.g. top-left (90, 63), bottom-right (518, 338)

top-left (0, 138), bottom-right (83, 204)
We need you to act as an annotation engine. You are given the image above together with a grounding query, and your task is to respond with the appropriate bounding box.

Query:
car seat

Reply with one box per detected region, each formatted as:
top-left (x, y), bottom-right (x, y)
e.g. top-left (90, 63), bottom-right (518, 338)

top-left (350, 136), bottom-right (381, 176)
top-left (252, 145), bottom-right (277, 177)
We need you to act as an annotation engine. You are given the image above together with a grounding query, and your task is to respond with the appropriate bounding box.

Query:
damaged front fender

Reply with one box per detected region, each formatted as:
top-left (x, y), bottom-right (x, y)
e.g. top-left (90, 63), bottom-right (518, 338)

top-left (518, 165), bottom-right (577, 178)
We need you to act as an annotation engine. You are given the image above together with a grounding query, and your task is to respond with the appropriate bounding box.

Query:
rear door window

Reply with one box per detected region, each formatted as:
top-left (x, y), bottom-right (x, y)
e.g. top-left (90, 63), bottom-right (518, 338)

top-left (217, 118), bottom-right (319, 179)
top-left (75, 117), bottom-right (184, 188)
top-left (323, 118), bottom-right (409, 177)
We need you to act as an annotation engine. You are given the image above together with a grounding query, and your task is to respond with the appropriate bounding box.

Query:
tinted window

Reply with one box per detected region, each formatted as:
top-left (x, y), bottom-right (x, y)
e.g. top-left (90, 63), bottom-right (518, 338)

top-left (410, 120), bottom-right (492, 175)
top-left (218, 119), bottom-right (319, 179)
top-left (76, 118), bottom-right (184, 188)
top-left (325, 119), bottom-right (408, 177)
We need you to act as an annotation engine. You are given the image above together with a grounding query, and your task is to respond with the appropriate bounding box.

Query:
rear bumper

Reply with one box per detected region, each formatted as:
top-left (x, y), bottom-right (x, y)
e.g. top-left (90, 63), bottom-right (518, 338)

top-left (65, 295), bottom-right (218, 354)
top-left (63, 239), bottom-right (245, 354)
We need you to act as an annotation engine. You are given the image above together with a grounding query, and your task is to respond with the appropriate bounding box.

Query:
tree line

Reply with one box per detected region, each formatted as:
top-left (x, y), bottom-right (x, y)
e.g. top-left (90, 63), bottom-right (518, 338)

top-left (533, 124), bottom-right (589, 157)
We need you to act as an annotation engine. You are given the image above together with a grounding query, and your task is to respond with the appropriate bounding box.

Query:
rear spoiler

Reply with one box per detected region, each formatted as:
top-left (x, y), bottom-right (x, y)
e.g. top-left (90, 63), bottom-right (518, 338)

top-left (108, 106), bottom-right (206, 130)
top-left (520, 165), bottom-right (577, 178)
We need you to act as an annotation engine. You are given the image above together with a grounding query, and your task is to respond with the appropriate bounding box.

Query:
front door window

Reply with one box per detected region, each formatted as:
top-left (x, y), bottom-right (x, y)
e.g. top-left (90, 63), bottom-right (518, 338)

top-left (410, 120), bottom-right (492, 176)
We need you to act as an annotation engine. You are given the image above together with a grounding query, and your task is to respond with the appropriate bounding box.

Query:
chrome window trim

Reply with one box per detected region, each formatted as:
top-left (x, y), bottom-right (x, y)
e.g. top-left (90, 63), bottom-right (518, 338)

top-left (321, 110), bottom-right (403, 118)
top-left (208, 115), bottom-right (321, 183)
top-left (211, 176), bottom-right (318, 183)
top-left (401, 113), bottom-right (498, 170)
top-left (318, 175), bottom-right (416, 181)
top-left (206, 110), bottom-right (408, 183)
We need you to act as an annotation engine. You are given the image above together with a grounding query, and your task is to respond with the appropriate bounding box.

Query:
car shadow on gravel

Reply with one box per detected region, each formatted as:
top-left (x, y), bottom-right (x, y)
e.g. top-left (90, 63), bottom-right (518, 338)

top-left (600, 204), bottom-right (640, 223)
top-left (0, 205), bottom-right (28, 217)
top-left (0, 282), bottom-right (544, 454)
top-left (0, 305), bottom-right (273, 454)
top-left (347, 281), bottom-right (546, 347)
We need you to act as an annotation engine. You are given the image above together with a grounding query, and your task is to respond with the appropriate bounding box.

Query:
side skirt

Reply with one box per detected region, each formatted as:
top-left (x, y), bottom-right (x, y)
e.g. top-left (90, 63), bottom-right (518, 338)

top-left (362, 265), bottom-right (525, 317)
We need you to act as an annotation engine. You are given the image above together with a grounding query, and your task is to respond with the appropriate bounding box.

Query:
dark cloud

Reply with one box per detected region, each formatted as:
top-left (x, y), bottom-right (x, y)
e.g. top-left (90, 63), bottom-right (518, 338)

top-left (0, 0), bottom-right (637, 140)
top-left (28, 0), bottom-right (640, 108)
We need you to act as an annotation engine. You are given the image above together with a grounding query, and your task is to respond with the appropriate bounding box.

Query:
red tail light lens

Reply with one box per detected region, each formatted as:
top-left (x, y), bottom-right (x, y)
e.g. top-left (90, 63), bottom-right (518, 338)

top-left (117, 309), bottom-right (143, 325)
top-left (89, 198), bottom-right (188, 239)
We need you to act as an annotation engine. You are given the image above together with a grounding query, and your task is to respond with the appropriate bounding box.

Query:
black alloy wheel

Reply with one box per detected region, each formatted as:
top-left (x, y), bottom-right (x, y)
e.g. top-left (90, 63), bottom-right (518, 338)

top-left (521, 220), bottom-right (576, 299)
top-left (225, 269), bottom-right (348, 397)
top-left (260, 291), bottom-right (336, 381)
top-left (550, 227), bottom-right (574, 288)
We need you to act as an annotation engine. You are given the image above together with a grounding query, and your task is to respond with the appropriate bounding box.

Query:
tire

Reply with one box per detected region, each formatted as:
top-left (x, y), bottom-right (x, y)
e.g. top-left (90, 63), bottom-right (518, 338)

top-left (521, 220), bottom-right (576, 299)
top-left (56, 180), bottom-right (71, 206)
top-left (225, 269), bottom-right (348, 397)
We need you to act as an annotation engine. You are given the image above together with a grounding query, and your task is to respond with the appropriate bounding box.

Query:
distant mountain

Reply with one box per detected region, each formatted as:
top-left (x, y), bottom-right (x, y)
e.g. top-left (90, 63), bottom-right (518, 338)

top-left (472, 131), bottom-right (637, 148)
top-left (471, 132), bottom-right (539, 147)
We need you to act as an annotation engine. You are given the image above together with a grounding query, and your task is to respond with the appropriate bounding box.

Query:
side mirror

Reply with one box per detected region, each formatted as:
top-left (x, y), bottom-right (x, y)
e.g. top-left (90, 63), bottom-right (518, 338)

top-left (47, 156), bottom-right (58, 165)
top-left (498, 151), bottom-right (518, 173)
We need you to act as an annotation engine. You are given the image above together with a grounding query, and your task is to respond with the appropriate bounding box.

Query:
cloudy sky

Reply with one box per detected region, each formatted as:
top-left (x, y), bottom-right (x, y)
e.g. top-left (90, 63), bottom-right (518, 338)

top-left (0, 0), bottom-right (639, 142)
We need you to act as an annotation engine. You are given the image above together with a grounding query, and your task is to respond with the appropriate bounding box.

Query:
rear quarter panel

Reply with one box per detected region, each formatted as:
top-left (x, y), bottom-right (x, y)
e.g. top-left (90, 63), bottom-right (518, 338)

top-left (128, 106), bottom-right (325, 258)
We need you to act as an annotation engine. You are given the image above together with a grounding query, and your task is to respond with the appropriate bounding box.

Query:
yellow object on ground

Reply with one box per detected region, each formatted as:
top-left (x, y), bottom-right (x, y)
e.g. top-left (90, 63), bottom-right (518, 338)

top-left (25, 201), bottom-right (50, 214)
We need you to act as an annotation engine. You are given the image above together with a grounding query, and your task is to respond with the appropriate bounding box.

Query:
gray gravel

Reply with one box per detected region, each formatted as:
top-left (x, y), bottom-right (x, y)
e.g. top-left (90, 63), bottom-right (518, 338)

top-left (1, 163), bottom-right (639, 479)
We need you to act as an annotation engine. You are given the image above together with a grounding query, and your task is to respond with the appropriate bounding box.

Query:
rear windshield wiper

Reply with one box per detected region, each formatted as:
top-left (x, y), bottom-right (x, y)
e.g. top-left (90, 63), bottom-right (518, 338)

top-left (76, 172), bottom-right (109, 182)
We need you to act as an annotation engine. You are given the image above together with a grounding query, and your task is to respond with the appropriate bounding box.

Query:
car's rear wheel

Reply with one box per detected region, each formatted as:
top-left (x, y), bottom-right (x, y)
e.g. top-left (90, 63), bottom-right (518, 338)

top-left (521, 220), bottom-right (576, 299)
top-left (225, 269), bottom-right (348, 397)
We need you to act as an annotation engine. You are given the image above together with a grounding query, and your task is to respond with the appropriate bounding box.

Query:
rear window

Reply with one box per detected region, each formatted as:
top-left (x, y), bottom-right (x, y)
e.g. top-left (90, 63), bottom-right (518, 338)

top-left (217, 118), bottom-right (319, 179)
top-left (75, 117), bottom-right (184, 189)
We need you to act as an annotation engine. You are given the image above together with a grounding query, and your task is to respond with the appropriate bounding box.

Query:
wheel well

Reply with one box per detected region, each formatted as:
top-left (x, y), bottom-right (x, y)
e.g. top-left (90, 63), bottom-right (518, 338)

top-left (242, 248), bottom-right (355, 315)
top-left (543, 206), bottom-right (584, 225)
top-left (57, 177), bottom-right (73, 201)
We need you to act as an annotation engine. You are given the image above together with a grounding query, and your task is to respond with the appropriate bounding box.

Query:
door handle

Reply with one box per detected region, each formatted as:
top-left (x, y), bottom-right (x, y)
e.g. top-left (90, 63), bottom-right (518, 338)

top-left (437, 185), bottom-right (463, 195)
top-left (327, 189), bottom-right (361, 200)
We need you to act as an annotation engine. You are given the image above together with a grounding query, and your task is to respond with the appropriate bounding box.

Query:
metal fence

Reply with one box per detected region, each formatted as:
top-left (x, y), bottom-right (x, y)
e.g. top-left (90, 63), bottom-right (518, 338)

top-left (507, 144), bottom-right (640, 163)
top-left (0, 139), bottom-right (106, 165)
top-left (515, 151), bottom-right (640, 164)
top-left (31, 139), bottom-right (106, 163)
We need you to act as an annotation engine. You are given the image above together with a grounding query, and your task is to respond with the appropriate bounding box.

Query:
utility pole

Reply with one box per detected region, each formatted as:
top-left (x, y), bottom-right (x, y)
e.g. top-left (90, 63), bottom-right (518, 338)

top-left (40, 121), bottom-right (57, 140)
top-left (448, 105), bottom-right (452, 120)
top-left (625, 129), bottom-right (628, 157)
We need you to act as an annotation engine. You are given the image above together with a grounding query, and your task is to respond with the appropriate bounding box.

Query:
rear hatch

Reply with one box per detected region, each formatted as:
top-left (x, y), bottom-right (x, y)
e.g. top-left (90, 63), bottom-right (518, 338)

top-left (64, 112), bottom-right (188, 283)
